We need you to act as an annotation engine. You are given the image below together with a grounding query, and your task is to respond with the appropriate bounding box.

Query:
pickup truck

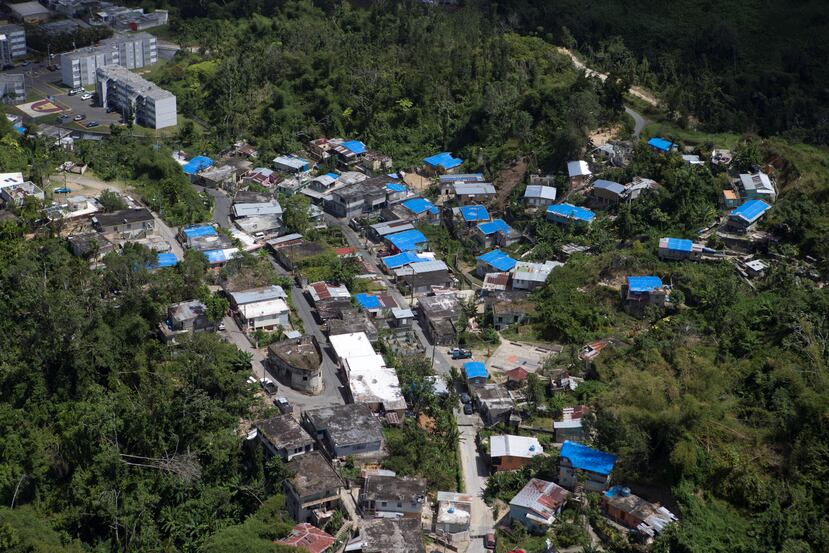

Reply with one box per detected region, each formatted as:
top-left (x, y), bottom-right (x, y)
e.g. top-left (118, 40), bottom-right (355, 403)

top-left (448, 348), bottom-right (473, 360)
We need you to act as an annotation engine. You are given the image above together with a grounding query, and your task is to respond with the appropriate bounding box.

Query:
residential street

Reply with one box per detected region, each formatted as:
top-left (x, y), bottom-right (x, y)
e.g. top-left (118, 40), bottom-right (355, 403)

top-left (458, 419), bottom-right (496, 553)
top-left (193, 184), bottom-right (232, 228)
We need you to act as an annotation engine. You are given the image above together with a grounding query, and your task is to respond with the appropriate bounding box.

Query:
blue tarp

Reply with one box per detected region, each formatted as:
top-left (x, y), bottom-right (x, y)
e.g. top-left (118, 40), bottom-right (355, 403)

top-left (547, 203), bottom-right (595, 223)
top-left (325, 172), bottom-right (339, 180)
top-left (730, 199), bottom-right (771, 224)
top-left (665, 237), bottom-right (693, 252)
top-left (423, 152), bottom-right (463, 170)
top-left (560, 441), bottom-right (616, 475)
top-left (402, 197), bottom-right (438, 215)
top-left (386, 229), bottom-right (428, 252)
top-left (340, 140), bottom-right (366, 154)
top-left (477, 249), bottom-right (517, 272)
top-left (627, 275), bottom-right (663, 293)
top-left (385, 183), bottom-right (408, 193)
top-left (381, 251), bottom-right (429, 270)
top-left (387, 172), bottom-right (399, 179)
top-left (203, 249), bottom-right (227, 264)
top-left (182, 225), bottom-right (217, 239)
top-left (647, 137), bottom-right (675, 152)
top-left (477, 218), bottom-right (511, 235)
top-left (355, 293), bottom-right (382, 310)
top-left (459, 205), bottom-right (490, 222)
top-left (463, 361), bottom-right (488, 380)
top-left (155, 253), bottom-right (178, 268)
top-left (182, 155), bottom-right (214, 175)
top-left (13, 125), bottom-right (25, 135)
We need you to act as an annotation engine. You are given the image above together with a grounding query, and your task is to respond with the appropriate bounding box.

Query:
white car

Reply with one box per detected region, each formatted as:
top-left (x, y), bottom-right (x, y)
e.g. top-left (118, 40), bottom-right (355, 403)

top-left (80, 92), bottom-right (92, 101)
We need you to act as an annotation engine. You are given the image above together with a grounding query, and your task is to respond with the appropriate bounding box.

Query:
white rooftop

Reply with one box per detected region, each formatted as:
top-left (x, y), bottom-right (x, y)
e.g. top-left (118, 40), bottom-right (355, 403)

top-left (238, 298), bottom-right (289, 320)
top-left (490, 434), bottom-right (544, 459)
top-left (348, 365), bottom-right (406, 412)
top-left (329, 332), bottom-right (375, 362)
top-left (524, 185), bottom-right (557, 200)
top-left (567, 160), bottom-right (591, 178)
top-left (512, 260), bottom-right (562, 283)
top-left (233, 201), bottom-right (283, 218)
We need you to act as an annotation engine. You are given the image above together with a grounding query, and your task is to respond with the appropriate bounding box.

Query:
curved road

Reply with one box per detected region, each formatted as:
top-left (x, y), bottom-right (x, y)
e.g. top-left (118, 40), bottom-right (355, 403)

top-left (625, 105), bottom-right (647, 138)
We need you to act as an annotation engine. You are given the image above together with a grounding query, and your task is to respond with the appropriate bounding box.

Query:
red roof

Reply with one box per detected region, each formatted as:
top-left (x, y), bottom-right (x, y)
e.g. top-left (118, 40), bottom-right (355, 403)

top-left (505, 367), bottom-right (530, 381)
top-left (276, 523), bottom-right (335, 553)
top-left (335, 247), bottom-right (355, 256)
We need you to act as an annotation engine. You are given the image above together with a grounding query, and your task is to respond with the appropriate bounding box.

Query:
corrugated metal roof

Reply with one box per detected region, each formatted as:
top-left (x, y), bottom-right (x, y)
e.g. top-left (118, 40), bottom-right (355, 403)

top-left (524, 185), bottom-right (557, 200)
top-left (477, 249), bottom-right (517, 272)
top-left (567, 160), bottom-right (590, 177)
top-left (439, 173), bottom-right (485, 183)
top-left (730, 199), bottom-right (771, 224)
top-left (660, 237), bottom-right (693, 252)
top-left (593, 179), bottom-right (625, 195)
top-left (454, 182), bottom-right (495, 195)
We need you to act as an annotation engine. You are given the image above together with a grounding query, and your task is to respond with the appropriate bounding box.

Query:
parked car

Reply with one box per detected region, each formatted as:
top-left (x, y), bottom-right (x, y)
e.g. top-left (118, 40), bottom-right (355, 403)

top-left (73, 114), bottom-right (86, 121)
top-left (259, 378), bottom-right (278, 396)
top-left (274, 396), bottom-right (293, 414)
top-left (449, 348), bottom-right (473, 360)
top-left (217, 322), bottom-right (226, 331)
top-left (460, 393), bottom-right (472, 404)
top-left (463, 403), bottom-right (474, 415)
top-left (57, 114), bottom-right (70, 123)
top-left (68, 88), bottom-right (83, 96)
top-left (80, 92), bottom-right (92, 101)
top-left (484, 532), bottom-right (496, 550)
top-left (85, 120), bottom-right (99, 128)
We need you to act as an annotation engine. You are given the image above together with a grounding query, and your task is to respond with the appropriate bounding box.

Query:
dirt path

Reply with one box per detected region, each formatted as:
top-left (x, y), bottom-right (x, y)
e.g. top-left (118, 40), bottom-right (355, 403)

top-left (494, 157), bottom-right (528, 211)
top-left (48, 171), bottom-right (132, 198)
top-left (557, 47), bottom-right (660, 108)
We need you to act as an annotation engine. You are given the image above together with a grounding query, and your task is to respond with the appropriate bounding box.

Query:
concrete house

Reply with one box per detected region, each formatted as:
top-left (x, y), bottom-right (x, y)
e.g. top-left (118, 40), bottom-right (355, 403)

top-left (511, 260), bottom-right (561, 291)
top-left (276, 523), bottom-right (335, 553)
top-left (523, 184), bottom-right (557, 209)
top-left (601, 486), bottom-right (678, 543)
top-left (417, 294), bottom-right (462, 346)
top-left (435, 491), bottom-right (473, 540)
top-left (229, 285), bottom-right (290, 331)
top-left (554, 405), bottom-right (590, 443)
top-left (256, 415), bottom-right (315, 461)
top-left (476, 249), bottom-right (517, 277)
top-left (622, 276), bottom-right (671, 316)
top-left (302, 403), bottom-right (385, 459)
top-left (590, 179), bottom-right (626, 208)
top-left (360, 475), bottom-right (427, 518)
top-left (489, 291), bottom-right (534, 330)
top-left (367, 220), bottom-right (416, 243)
top-left (355, 518), bottom-right (425, 553)
top-left (268, 335), bottom-right (323, 395)
top-left (347, 358), bottom-right (407, 417)
top-left (326, 178), bottom-right (387, 218)
top-left (490, 435), bottom-right (544, 472)
top-left (93, 208), bottom-right (154, 236)
top-left (159, 300), bottom-right (215, 341)
top-left (474, 219), bottom-right (521, 249)
top-left (451, 181), bottom-right (496, 205)
top-left (423, 152), bottom-right (463, 175)
top-left (509, 479), bottom-right (570, 534)
top-left (451, 204), bottom-right (491, 229)
top-left (558, 440), bottom-right (617, 492)
top-left (394, 260), bottom-right (452, 295)
top-left (474, 384), bottom-right (515, 426)
top-left (284, 451), bottom-right (343, 524)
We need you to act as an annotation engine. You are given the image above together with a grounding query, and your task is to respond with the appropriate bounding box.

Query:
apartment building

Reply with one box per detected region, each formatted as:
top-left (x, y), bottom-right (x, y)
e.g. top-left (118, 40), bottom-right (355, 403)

top-left (0, 74), bottom-right (25, 104)
top-left (0, 24), bottom-right (27, 67)
top-left (60, 32), bottom-right (157, 87)
top-left (96, 64), bottom-right (176, 129)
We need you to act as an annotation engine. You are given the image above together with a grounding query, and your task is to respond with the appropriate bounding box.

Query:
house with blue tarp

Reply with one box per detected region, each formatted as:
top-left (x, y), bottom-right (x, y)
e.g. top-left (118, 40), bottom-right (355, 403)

top-left (622, 275), bottom-right (671, 316)
top-left (380, 251), bottom-right (430, 271)
top-left (726, 199), bottom-right (771, 233)
top-left (182, 155), bottom-right (213, 176)
top-left (559, 441), bottom-right (617, 492)
top-left (400, 197), bottom-right (440, 223)
top-left (463, 361), bottom-right (488, 385)
top-left (180, 224), bottom-right (216, 243)
top-left (658, 237), bottom-right (713, 261)
top-left (385, 229), bottom-right (428, 253)
top-left (152, 252), bottom-right (178, 269)
top-left (453, 204), bottom-right (490, 228)
top-left (546, 203), bottom-right (595, 226)
top-left (475, 219), bottom-right (521, 249)
top-left (647, 137), bottom-right (676, 153)
top-left (423, 152), bottom-right (463, 174)
top-left (384, 182), bottom-right (409, 202)
top-left (476, 249), bottom-right (517, 276)
top-left (354, 292), bottom-right (399, 317)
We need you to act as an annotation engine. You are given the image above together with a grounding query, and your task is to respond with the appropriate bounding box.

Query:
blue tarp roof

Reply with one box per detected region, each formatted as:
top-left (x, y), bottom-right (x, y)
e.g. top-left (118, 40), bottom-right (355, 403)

top-left (381, 251), bottom-right (429, 270)
top-left (155, 253), bottom-right (178, 268)
top-left (340, 140), bottom-right (366, 154)
top-left (203, 249), bottom-right (228, 264)
top-left (386, 229), bottom-right (428, 252)
top-left (326, 172), bottom-right (339, 180)
top-left (647, 137), bottom-right (675, 152)
top-left (402, 197), bottom-right (439, 215)
top-left (477, 249), bottom-right (517, 272)
top-left (13, 125), bottom-right (25, 135)
top-left (730, 199), bottom-right (771, 224)
top-left (560, 441), bottom-right (616, 475)
top-left (477, 218), bottom-right (511, 235)
top-left (183, 155), bottom-right (214, 175)
top-left (463, 361), bottom-right (488, 380)
top-left (355, 293), bottom-right (382, 309)
top-left (627, 275), bottom-right (663, 293)
top-left (665, 237), bottom-right (693, 252)
top-left (182, 225), bottom-right (217, 238)
top-left (423, 152), bottom-right (463, 170)
top-left (386, 183), bottom-right (408, 193)
top-left (459, 204), bottom-right (490, 222)
top-left (547, 203), bottom-right (595, 223)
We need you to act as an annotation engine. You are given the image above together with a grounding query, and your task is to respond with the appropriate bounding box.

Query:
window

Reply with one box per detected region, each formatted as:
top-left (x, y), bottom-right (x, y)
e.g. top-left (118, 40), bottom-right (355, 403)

top-left (381, 501), bottom-right (387, 507)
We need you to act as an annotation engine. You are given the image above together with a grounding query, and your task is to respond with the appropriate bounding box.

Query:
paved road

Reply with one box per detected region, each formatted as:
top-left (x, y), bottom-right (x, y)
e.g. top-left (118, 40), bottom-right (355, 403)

top-left (625, 106), bottom-right (647, 138)
top-left (193, 184), bottom-right (232, 228)
top-left (458, 421), bottom-right (495, 553)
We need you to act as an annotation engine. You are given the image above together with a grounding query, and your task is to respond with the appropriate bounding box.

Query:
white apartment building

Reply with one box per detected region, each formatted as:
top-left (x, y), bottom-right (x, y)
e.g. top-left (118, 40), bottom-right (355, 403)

top-left (0, 74), bottom-right (25, 104)
top-left (95, 65), bottom-right (177, 129)
top-left (0, 24), bottom-right (27, 67)
top-left (60, 32), bottom-right (157, 87)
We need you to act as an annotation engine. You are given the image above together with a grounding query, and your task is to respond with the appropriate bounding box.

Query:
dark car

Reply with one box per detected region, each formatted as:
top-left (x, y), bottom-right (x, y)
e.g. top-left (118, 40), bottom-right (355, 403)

top-left (274, 396), bottom-right (293, 414)
top-left (463, 403), bottom-right (474, 415)
top-left (460, 393), bottom-right (472, 404)
top-left (484, 532), bottom-right (496, 550)
top-left (85, 121), bottom-right (99, 128)
top-left (57, 114), bottom-right (70, 123)
top-left (449, 348), bottom-right (473, 360)
top-left (259, 378), bottom-right (278, 396)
